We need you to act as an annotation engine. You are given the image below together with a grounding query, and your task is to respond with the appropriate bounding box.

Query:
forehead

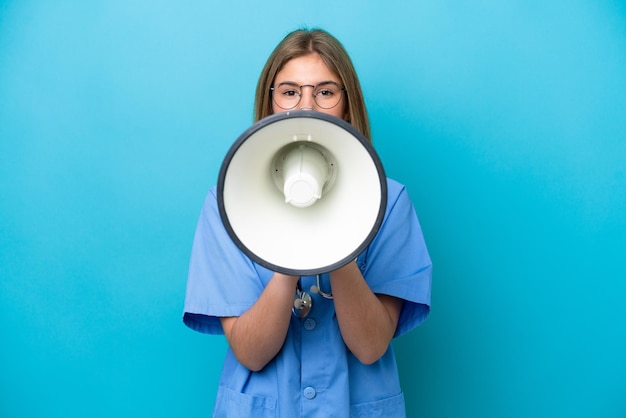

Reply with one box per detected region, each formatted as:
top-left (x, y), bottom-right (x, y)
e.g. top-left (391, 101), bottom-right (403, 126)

top-left (275, 53), bottom-right (340, 84)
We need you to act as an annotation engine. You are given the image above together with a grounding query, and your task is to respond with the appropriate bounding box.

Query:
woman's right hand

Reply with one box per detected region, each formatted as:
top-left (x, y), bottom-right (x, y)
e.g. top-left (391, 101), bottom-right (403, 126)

top-left (220, 272), bottom-right (299, 371)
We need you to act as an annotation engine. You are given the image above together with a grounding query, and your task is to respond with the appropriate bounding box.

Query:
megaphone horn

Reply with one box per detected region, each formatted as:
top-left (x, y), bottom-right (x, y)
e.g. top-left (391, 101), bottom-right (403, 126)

top-left (217, 111), bottom-right (387, 276)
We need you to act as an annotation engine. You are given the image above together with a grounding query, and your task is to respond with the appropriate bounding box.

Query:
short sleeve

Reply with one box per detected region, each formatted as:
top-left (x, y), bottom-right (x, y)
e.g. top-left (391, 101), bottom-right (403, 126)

top-left (182, 187), bottom-right (269, 335)
top-left (360, 179), bottom-right (432, 337)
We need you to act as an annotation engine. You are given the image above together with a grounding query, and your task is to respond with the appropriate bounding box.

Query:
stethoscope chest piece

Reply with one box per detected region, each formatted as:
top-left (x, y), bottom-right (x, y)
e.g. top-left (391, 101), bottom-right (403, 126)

top-left (293, 290), bottom-right (312, 318)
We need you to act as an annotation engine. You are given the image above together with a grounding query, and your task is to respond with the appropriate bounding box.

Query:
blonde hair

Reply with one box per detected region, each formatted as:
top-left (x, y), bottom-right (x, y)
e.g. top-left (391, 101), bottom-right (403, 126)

top-left (254, 28), bottom-right (371, 142)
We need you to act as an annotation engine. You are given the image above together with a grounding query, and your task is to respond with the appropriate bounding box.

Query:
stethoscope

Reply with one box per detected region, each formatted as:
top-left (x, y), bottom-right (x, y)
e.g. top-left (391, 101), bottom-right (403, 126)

top-left (293, 274), bottom-right (333, 318)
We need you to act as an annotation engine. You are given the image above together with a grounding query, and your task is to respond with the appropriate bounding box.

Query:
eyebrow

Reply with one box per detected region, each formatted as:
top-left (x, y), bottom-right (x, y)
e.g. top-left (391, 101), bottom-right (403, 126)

top-left (275, 80), bottom-right (340, 86)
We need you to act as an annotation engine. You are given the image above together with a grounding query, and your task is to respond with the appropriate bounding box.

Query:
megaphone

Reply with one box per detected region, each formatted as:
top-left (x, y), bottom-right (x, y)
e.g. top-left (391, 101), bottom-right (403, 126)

top-left (217, 110), bottom-right (387, 276)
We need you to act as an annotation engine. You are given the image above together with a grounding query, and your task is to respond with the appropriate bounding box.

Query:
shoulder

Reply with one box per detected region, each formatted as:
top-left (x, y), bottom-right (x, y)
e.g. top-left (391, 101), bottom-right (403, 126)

top-left (386, 178), bottom-right (406, 197)
top-left (384, 178), bottom-right (414, 213)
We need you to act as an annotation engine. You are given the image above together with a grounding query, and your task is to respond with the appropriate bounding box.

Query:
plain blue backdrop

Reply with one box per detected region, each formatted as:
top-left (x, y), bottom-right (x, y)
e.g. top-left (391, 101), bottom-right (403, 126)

top-left (1, 1), bottom-right (625, 417)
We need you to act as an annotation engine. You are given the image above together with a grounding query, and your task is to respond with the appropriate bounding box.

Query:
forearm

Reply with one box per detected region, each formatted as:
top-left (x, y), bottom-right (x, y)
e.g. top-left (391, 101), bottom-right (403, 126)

top-left (221, 273), bottom-right (299, 371)
top-left (330, 261), bottom-right (402, 364)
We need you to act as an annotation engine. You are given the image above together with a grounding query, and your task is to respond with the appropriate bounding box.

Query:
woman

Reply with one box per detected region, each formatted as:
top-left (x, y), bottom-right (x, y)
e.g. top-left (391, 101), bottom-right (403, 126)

top-left (183, 28), bottom-right (432, 418)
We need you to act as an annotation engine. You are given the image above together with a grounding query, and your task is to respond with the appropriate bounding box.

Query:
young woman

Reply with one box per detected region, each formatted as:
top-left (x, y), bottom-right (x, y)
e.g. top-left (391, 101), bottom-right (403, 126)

top-left (183, 28), bottom-right (432, 418)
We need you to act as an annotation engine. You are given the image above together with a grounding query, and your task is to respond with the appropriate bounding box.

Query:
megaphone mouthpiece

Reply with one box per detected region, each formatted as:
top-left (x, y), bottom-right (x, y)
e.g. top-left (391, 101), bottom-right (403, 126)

top-left (280, 144), bottom-right (329, 208)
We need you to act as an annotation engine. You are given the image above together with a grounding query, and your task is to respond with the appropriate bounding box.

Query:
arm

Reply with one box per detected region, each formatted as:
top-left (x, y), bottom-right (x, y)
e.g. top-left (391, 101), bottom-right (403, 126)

top-left (330, 261), bottom-right (403, 365)
top-left (220, 272), bottom-right (299, 371)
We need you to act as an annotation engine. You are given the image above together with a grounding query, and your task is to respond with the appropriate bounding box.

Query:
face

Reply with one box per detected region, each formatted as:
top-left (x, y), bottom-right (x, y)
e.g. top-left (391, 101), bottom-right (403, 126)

top-left (272, 53), bottom-right (347, 120)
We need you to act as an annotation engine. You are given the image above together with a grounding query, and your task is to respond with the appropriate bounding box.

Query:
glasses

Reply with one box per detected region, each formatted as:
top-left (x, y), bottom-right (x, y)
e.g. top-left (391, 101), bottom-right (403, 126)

top-left (271, 81), bottom-right (345, 110)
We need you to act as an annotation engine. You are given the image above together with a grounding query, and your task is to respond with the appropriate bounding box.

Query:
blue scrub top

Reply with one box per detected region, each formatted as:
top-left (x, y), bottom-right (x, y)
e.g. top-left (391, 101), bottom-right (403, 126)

top-left (184, 178), bottom-right (432, 418)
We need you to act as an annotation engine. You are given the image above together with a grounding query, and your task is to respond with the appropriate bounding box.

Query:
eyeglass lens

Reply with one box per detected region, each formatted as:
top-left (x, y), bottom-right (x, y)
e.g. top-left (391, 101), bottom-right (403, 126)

top-left (272, 82), bottom-right (344, 110)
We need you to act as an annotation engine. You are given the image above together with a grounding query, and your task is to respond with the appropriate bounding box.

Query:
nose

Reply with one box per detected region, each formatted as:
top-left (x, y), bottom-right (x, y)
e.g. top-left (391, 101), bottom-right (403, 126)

top-left (299, 85), bottom-right (315, 110)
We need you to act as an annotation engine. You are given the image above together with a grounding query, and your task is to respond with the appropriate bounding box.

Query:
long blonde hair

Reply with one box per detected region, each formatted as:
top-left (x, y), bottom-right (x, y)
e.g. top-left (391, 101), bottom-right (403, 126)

top-left (254, 28), bottom-right (371, 143)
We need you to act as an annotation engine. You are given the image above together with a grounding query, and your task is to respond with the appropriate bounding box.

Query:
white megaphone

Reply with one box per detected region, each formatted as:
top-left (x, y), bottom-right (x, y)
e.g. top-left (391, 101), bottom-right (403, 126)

top-left (217, 111), bottom-right (387, 276)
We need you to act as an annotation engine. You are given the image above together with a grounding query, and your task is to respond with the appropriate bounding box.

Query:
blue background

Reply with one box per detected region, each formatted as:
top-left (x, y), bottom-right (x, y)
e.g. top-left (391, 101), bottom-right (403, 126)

top-left (1, 1), bottom-right (625, 417)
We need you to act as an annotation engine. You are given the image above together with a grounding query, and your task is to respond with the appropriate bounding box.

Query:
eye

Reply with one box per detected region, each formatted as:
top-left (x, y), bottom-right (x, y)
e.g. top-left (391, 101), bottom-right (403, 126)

top-left (276, 83), bottom-right (301, 97)
top-left (317, 88), bottom-right (335, 97)
top-left (314, 82), bottom-right (340, 98)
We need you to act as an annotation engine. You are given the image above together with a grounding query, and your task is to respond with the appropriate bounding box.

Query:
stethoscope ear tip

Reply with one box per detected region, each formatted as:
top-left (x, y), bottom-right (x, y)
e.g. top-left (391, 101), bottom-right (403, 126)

top-left (310, 274), bottom-right (333, 299)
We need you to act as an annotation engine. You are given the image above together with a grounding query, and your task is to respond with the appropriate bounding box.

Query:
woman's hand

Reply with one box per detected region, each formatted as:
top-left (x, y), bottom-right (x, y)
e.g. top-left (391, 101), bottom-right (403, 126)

top-left (221, 262), bottom-right (402, 370)
top-left (220, 272), bottom-right (299, 371)
top-left (330, 261), bottom-right (402, 364)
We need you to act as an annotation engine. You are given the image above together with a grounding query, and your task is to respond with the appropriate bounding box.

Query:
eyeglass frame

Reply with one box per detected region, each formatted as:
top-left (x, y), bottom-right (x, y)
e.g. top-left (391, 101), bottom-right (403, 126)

top-left (270, 81), bottom-right (347, 110)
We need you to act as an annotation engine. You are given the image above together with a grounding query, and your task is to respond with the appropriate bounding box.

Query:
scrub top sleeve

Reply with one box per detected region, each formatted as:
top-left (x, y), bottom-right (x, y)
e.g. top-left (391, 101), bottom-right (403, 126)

top-left (361, 179), bottom-right (432, 337)
top-left (183, 187), bottom-right (264, 335)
